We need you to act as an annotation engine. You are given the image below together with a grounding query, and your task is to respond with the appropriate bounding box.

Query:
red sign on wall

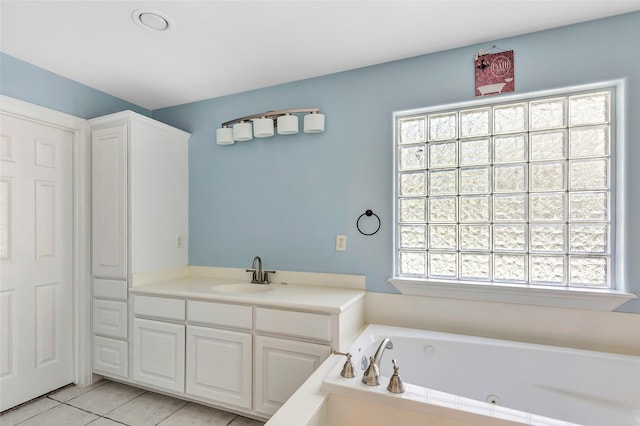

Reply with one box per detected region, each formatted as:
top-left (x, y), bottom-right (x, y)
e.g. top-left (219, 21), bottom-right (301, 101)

top-left (475, 50), bottom-right (514, 97)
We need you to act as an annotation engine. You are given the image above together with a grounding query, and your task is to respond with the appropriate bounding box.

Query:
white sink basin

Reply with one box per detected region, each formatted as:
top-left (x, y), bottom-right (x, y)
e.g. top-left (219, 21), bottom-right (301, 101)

top-left (211, 283), bottom-right (273, 294)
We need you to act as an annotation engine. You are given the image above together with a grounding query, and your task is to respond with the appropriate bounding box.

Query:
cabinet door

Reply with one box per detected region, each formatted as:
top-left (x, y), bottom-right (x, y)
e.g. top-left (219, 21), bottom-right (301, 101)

top-left (254, 335), bottom-right (331, 416)
top-left (186, 325), bottom-right (252, 409)
top-left (129, 118), bottom-right (189, 274)
top-left (91, 124), bottom-right (127, 279)
top-left (133, 318), bottom-right (185, 393)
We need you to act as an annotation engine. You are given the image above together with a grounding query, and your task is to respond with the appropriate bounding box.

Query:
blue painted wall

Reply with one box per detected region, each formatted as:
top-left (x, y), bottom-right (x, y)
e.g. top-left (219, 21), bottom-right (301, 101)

top-left (2, 13), bottom-right (639, 313)
top-left (0, 52), bottom-right (150, 118)
top-left (153, 12), bottom-right (640, 313)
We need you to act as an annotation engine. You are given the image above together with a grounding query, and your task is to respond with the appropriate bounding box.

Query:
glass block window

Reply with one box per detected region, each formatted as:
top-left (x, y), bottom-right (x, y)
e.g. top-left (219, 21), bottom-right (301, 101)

top-left (395, 89), bottom-right (614, 289)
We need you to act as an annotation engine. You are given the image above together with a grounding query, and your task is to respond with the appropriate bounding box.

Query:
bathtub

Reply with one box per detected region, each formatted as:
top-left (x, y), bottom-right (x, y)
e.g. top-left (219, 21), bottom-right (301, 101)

top-left (321, 324), bottom-right (640, 426)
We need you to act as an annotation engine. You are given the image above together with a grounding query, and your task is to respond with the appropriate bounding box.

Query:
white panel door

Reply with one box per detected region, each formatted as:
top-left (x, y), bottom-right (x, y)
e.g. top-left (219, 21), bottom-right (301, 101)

top-left (186, 325), bottom-right (252, 409)
top-left (0, 113), bottom-right (74, 411)
top-left (254, 335), bottom-right (330, 416)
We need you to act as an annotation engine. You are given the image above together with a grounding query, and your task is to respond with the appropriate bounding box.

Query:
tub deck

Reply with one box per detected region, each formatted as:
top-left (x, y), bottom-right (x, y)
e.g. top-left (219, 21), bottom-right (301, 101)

top-left (268, 324), bottom-right (640, 426)
top-left (324, 324), bottom-right (640, 426)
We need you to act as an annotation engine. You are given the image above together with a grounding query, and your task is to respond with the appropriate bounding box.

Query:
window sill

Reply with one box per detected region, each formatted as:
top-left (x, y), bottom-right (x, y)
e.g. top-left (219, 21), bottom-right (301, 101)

top-left (388, 278), bottom-right (636, 311)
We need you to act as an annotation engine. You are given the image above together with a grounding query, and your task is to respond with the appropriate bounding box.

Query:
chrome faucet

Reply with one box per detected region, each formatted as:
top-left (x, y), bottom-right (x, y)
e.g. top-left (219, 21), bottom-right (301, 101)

top-left (246, 256), bottom-right (275, 284)
top-left (362, 337), bottom-right (393, 385)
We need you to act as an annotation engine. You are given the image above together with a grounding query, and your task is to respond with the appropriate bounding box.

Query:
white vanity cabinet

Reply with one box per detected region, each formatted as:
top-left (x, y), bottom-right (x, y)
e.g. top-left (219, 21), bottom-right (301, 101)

top-left (253, 307), bottom-right (332, 416)
top-left (185, 301), bottom-right (252, 409)
top-left (89, 111), bottom-right (189, 380)
top-left (254, 335), bottom-right (330, 416)
top-left (130, 296), bottom-right (335, 414)
top-left (132, 295), bottom-right (186, 393)
top-left (128, 281), bottom-right (366, 421)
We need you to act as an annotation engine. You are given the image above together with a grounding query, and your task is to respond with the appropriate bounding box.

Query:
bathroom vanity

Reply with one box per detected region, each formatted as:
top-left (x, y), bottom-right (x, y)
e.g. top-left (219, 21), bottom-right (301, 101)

top-left (127, 277), bottom-right (365, 418)
top-left (93, 266), bottom-right (365, 421)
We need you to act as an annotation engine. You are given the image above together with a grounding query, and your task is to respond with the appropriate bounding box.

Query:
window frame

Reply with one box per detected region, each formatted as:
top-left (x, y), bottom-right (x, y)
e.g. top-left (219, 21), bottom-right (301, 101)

top-left (390, 80), bottom-right (635, 311)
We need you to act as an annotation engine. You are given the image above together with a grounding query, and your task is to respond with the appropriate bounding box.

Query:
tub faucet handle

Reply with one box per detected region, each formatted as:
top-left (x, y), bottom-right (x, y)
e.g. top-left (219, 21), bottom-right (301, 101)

top-left (362, 356), bottom-right (381, 386)
top-left (333, 351), bottom-right (356, 379)
top-left (387, 359), bottom-right (406, 394)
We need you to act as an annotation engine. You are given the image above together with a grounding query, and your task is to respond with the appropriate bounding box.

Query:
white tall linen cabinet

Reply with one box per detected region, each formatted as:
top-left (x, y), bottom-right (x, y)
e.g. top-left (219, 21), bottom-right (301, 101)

top-left (89, 111), bottom-right (189, 379)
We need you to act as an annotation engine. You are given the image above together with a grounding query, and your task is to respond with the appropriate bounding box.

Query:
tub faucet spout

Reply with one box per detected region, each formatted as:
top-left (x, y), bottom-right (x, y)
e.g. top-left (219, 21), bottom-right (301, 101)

top-left (373, 338), bottom-right (393, 368)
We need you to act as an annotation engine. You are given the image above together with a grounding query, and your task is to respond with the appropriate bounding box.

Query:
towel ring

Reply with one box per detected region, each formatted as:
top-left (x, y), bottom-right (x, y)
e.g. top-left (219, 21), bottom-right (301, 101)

top-left (357, 210), bottom-right (381, 236)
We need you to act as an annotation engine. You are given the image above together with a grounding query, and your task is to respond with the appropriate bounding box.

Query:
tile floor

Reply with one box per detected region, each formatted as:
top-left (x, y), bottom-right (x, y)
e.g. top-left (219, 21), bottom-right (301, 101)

top-left (0, 380), bottom-right (266, 426)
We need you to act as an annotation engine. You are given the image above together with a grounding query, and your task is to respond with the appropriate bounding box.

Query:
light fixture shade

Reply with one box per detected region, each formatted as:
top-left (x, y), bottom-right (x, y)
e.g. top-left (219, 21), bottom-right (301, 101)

top-left (216, 127), bottom-right (234, 145)
top-left (303, 112), bottom-right (325, 133)
top-left (253, 117), bottom-right (274, 138)
top-left (277, 114), bottom-right (299, 135)
top-left (233, 121), bottom-right (253, 141)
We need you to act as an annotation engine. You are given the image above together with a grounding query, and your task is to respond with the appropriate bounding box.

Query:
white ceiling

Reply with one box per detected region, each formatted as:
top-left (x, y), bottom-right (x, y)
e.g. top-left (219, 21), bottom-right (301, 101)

top-left (2, 1), bottom-right (639, 110)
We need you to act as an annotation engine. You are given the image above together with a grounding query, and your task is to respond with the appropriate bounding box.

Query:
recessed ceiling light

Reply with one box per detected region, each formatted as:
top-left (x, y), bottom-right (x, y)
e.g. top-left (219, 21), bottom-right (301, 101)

top-left (132, 9), bottom-right (173, 32)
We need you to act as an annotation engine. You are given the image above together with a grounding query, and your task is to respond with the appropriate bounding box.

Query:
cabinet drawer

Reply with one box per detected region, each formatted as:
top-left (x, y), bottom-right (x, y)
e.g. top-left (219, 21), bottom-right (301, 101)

top-left (93, 336), bottom-right (128, 379)
top-left (93, 279), bottom-right (128, 301)
top-left (93, 299), bottom-right (127, 339)
top-left (134, 295), bottom-right (185, 321)
top-left (255, 308), bottom-right (331, 342)
top-left (187, 301), bottom-right (252, 330)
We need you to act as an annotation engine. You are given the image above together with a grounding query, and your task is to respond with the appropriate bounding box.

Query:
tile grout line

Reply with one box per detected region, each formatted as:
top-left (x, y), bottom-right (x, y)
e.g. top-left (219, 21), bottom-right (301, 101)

top-left (151, 399), bottom-right (190, 426)
top-left (6, 383), bottom-right (264, 426)
top-left (56, 400), bottom-right (129, 425)
top-left (5, 398), bottom-right (62, 426)
top-left (1, 381), bottom-right (110, 425)
top-left (0, 396), bottom-right (53, 416)
top-left (50, 379), bottom-right (109, 405)
top-left (66, 383), bottom-right (205, 426)
top-left (100, 390), bottom-right (149, 422)
top-left (226, 415), bottom-right (240, 426)
top-left (53, 381), bottom-right (147, 424)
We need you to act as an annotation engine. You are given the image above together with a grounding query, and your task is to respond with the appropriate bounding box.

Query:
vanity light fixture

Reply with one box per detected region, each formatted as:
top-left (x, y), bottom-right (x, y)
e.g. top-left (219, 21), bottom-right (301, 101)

top-left (232, 121), bottom-right (253, 141)
top-left (216, 108), bottom-right (325, 145)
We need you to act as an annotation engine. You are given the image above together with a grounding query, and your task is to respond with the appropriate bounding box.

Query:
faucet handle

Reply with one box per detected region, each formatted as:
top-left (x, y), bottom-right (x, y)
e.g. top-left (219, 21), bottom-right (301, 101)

top-left (333, 351), bottom-right (356, 378)
top-left (386, 359), bottom-right (406, 394)
top-left (245, 268), bottom-right (258, 282)
top-left (362, 356), bottom-right (381, 386)
top-left (262, 270), bottom-right (276, 283)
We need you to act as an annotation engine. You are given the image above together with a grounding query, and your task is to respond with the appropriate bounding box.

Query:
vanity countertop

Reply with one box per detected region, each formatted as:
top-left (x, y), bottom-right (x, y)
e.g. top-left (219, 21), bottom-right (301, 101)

top-left (130, 276), bottom-right (366, 314)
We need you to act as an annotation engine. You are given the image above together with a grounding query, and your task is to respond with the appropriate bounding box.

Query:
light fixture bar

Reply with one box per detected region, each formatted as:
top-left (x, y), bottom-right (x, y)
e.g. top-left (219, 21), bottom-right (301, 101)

top-left (216, 107), bottom-right (325, 145)
top-left (221, 107), bottom-right (320, 128)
